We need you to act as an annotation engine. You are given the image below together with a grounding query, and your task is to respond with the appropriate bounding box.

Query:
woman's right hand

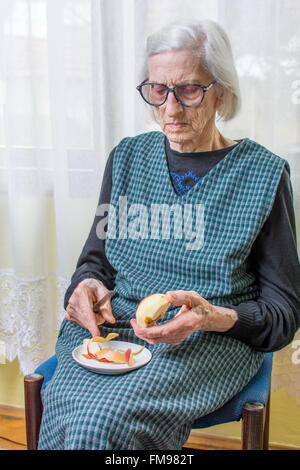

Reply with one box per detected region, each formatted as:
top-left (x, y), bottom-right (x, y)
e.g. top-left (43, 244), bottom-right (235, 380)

top-left (65, 278), bottom-right (116, 337)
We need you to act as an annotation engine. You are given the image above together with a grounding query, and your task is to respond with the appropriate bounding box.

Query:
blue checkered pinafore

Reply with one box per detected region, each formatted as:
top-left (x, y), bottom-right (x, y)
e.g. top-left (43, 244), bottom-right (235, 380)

top-left (38, 132), bottom-right (288, 450)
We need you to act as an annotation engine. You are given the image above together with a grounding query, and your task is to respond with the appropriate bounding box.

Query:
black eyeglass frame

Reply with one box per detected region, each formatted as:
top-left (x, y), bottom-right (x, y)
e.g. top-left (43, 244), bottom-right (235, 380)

top-left (136, 79), bottom-right (217, 108)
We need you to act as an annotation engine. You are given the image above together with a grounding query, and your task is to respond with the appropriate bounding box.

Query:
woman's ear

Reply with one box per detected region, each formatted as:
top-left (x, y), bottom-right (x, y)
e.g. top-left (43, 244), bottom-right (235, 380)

top-left (215, 87), bottom-right (225, 109)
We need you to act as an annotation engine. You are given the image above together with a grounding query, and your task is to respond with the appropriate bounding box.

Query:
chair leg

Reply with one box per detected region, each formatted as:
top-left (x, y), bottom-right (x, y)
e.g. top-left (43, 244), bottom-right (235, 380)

top-left (263, 392), bottom-right (271, 450)
top-left (24, 373), bottom-right (44, 450)
top-left (242, 402), bottom-right (265, 450)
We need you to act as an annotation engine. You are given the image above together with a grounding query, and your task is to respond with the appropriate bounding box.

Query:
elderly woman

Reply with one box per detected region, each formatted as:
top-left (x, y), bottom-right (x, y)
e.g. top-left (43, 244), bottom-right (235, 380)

top-left (38, 19), bottom-right (300, 450)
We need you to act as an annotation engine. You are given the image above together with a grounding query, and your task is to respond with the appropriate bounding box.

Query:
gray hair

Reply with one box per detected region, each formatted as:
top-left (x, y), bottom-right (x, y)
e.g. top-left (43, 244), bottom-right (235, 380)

top-left (140, 19), bottom-right (241, 121)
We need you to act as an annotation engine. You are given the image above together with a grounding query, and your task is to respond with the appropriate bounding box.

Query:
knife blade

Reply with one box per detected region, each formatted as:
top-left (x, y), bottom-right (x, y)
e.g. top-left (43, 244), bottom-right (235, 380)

top-left (93, 290), bottom-right (116, 313)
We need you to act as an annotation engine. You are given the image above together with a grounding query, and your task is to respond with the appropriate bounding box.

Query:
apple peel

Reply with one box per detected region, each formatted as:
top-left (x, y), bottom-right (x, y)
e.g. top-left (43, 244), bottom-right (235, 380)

top-left (95, 347), bottom-right (133, 365)
top-left (114, 346), bottom-right (144, 355)
top-left (91, 333), bottom-right (119, 343)
top-left (82, 354), bottom-right (93, 359)
top-left (131, 346), bottom-right (145, 356)
top-left (81, 338), bottom-right (143, 365)
top-left (86, 338), bottom-right (101, 358)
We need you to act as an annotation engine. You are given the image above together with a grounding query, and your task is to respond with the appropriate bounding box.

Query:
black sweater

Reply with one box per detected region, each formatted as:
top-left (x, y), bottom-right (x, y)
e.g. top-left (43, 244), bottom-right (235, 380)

top-left (64, 138), bottom-right (300, 352)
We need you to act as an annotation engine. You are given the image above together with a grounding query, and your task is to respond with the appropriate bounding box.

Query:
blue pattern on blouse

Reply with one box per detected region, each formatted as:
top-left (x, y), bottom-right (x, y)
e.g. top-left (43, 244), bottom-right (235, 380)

top-left (170, 170), bottom-right (202, 195)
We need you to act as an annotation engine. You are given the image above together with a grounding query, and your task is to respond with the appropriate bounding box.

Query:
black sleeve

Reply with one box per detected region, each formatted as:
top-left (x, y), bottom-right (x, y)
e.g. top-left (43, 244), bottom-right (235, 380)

top-left (63, 148), bottom-right (117, 310)
top-left (222, 167), bottom-right (300, 352)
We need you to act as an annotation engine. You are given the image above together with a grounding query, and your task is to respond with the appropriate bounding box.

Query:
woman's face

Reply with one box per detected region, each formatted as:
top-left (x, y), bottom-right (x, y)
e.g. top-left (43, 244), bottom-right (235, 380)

top-left (148, 49), bottom-right (224, 152)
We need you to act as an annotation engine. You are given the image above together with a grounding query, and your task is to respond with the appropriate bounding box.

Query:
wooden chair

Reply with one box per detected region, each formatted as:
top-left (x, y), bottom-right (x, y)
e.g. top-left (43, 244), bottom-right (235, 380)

top-left (24, 352), bottom-right (272, 450)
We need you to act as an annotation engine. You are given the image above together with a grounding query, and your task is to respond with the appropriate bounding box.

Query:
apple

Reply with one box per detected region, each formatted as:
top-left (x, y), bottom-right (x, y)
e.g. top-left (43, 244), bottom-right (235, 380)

top-left (135, 293), bottom-right (171, 328)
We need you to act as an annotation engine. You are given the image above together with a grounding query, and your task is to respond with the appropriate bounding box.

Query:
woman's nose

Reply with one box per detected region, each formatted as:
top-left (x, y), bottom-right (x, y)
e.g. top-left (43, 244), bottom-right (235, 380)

top-left (164, 90), bottom-right (183, 114)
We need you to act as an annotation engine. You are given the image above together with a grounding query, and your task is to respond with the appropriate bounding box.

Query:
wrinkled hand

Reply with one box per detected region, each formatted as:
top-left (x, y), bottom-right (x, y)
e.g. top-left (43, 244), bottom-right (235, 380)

top-left (130, 290), bottom-right (237, 345)
top-left (65, 278), bottom-right (116, 337)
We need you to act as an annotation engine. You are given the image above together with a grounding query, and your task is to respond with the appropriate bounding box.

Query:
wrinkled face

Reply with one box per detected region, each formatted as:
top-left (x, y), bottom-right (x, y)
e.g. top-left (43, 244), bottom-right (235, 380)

top-left (148, 49), bottom-right (223, 151)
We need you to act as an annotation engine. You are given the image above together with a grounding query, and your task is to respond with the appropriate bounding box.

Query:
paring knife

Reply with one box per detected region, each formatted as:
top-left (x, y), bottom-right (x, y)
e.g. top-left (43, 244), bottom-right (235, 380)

top-left (93, 290), bottom-right (116, 313)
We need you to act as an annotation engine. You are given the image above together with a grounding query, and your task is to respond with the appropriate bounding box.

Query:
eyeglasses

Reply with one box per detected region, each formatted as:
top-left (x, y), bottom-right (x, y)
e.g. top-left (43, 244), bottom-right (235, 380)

top-left (136, 79), bottom-right (217, 108)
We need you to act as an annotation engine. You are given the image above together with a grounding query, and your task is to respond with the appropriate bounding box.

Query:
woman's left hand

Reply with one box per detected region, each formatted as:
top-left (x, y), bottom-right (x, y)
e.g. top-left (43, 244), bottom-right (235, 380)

top-left (130, 290), bottom-right (238, 345)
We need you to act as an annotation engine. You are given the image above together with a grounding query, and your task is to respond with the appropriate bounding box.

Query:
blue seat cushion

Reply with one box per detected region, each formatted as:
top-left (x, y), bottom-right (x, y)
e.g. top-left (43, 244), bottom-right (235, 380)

top-left (35, 352), bottom-right (272, 428)
top-left (35, 355), bottom-right (58, 387)
top-left (193, 352), bottom-right (272, 428)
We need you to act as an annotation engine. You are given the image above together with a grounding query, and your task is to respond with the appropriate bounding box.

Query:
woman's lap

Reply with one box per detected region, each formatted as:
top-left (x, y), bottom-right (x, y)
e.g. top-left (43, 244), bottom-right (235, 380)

top-left (38, 319), bottom-right (264, 450)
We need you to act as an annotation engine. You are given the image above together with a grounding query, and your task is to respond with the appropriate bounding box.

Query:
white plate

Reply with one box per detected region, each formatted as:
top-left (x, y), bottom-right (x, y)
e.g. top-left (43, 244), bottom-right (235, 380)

top-left (72, 340), bottom-right (152, 375)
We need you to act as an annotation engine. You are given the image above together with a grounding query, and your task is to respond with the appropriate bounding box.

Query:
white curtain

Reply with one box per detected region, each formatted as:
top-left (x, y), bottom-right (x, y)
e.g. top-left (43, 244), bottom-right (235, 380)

top-left (0, 0), bottom-right (299, 383)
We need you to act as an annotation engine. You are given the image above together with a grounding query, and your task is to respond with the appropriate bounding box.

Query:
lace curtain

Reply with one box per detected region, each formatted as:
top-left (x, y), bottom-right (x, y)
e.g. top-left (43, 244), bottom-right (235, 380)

top-left (0, 0), bottom-right (299, 401)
